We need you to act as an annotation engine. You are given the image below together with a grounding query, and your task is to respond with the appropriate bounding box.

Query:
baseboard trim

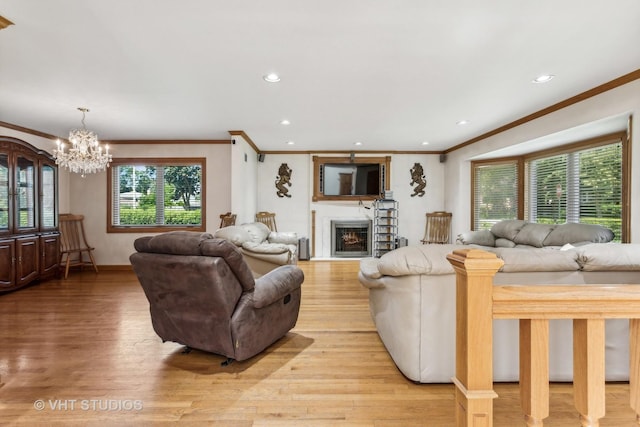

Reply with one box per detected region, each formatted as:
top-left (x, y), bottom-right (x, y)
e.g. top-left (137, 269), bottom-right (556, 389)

top-left (96, 265), bottom-right (134, 271)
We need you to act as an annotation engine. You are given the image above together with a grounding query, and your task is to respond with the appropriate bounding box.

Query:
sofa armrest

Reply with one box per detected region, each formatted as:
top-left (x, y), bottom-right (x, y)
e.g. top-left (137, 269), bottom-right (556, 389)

top-left (359, 257), bottom-right (382, 279)
top-left (456, 229), bottom-right (496, 246)
top-left (253, 265), bottom-right (304, 308)
top-left (242, 241), bottom-right (290, 254)
top-left (268, 232), bottom-right (298, 245)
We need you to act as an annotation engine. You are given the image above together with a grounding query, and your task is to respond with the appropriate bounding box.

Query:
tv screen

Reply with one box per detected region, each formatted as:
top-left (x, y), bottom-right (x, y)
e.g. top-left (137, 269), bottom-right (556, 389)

top-left (322, 163), bottom-right (380, 196)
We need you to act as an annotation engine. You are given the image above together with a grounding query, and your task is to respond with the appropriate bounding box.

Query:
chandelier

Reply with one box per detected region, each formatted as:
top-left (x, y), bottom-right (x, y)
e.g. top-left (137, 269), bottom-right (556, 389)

top-left (54, 107), bottom-right (112, 177)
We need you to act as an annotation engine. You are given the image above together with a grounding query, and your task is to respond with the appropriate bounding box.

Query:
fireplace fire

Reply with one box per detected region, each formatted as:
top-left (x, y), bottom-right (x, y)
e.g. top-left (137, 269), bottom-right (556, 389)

top-left (331, 220), bottom-right (371, 257)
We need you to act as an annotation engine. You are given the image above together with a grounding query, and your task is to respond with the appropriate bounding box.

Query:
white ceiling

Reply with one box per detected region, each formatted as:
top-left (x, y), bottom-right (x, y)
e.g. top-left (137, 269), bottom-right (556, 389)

top-left (1, 1), bottom-right (639, 153)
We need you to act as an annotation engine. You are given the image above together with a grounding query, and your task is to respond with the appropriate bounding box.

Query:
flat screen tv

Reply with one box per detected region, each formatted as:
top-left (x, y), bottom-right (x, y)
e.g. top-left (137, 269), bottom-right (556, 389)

top-left (322, 163), bottom-right (380, 196)
top-left (312, 156), bottom-right (391, 201)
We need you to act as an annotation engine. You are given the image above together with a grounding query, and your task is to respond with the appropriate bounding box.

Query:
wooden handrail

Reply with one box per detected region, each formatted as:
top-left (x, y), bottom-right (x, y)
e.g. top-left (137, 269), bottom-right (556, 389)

top-left (446, 248), bottom-right (640, 427)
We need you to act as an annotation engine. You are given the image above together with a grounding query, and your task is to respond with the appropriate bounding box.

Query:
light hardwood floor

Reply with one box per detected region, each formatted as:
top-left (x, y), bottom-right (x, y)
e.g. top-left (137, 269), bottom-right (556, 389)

top-left (0, 260), bottom-right (636, 426)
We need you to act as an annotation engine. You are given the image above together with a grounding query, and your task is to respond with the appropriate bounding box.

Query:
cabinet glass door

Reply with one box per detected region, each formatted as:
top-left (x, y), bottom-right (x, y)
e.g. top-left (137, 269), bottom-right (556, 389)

top-left (0, 154), bottom-right (9, 232)
top-left (40, 163), bottom-right (57, 230)
top-left (16, 155), bottom-right (36, 231)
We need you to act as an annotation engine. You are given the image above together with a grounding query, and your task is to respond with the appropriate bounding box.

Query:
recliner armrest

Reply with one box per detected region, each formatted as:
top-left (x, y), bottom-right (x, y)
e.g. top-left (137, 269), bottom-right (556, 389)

top-left (253, 265), bottom-right (304, 308)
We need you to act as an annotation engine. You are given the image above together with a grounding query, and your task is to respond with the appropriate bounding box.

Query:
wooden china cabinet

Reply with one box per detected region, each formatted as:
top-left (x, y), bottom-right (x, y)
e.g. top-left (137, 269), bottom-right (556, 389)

top-left (0, 136), bottom-right (59, 292)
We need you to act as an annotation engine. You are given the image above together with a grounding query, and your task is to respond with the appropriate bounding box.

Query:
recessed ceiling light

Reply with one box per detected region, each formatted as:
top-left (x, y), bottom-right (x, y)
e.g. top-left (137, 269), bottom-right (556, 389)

top-left (263, 73), bottom-right (281, 83)
top-left (532, 74), bottom-right (555, 84)
top-left (286, 141), bottom-right (295, 145)
top-left (280, 119), bottom-right (290, 125)
top-left (456, 120), bottom-right (470, 126)
top-left (421, 141), bottom-right (430, 146)
top-left (354, 141), bottom-right (363, 146)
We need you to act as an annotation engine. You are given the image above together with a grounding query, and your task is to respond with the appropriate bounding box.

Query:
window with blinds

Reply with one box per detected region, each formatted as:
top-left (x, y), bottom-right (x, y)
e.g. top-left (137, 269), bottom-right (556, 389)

top-left (472, 161), bottom-right (519, 230)
top-left (526, 142), bottom-right (622, 240)
top-left (107, 158), bottom-right (205, 233)
top-left (471, 131), bottom-right (627, 241)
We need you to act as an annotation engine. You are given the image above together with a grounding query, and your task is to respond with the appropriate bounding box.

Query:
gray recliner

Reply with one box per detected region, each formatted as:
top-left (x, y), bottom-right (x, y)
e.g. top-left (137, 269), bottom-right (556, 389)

top-left (130, 231), bottom-right (304, 362)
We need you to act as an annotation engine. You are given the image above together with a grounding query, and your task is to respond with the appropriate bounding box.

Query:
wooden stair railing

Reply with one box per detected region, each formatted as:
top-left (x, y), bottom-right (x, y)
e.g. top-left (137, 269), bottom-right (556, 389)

top-left (446, 248), bottom-right (640, 427)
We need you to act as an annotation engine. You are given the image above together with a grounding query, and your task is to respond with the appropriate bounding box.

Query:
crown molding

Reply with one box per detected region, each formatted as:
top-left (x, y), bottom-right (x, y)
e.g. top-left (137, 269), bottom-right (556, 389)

top-left (445, 68), bottom-right (640, 154)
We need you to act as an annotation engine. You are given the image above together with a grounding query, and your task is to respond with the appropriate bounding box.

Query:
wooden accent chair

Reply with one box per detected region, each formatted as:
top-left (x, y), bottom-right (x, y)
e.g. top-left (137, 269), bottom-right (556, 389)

top-left (219, 212), bottom-right (237, 228)
top-left (420, 211), bottom-right (452, 244)
top-left (255, 211), bottom-right (277, 232)
top-left (58, 213), bottom-right (98, 278)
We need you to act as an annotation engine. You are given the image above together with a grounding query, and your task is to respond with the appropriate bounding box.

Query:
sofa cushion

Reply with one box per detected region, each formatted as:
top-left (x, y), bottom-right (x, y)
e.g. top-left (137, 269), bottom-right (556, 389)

top-left (490, 247), bottom-right (580, 272)
top-left (495, 238), bottom-right (516, 248)
top-left (491, 220), bottom-right (527, 240)
top-left (242, 222), bottom-right (272, 244)
top-left (213, 226), bottom-right (252, 246)
top-left (513, 223), bottom-right (555, 248)
top-left (543, 223), bottom-right (614, 246)
top-left (575, 243), bottom-right (640, 271)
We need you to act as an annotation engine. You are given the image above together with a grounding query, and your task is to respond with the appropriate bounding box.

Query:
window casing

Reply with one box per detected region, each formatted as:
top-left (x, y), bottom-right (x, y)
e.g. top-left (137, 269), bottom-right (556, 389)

top-left (107, 158), bottom-right (206, 233)
top-left (471, 131), bottom-right (629, 242)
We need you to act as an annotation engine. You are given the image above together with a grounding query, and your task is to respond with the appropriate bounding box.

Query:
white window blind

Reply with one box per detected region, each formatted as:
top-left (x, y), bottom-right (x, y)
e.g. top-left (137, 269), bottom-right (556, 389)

top-left (473, 161), bottom-right (518, 230)
top-left (526, 142), bottom-right (622, 240)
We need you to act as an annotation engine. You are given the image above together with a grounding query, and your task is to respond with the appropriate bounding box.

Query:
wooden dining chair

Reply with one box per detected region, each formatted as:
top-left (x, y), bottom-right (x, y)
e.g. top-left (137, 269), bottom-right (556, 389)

top-left (59, 213), bottom-right (99, 278)
top-left (219, 212), bottom-right (237, 228)
top-left (420, 211), bottom-right (452, 244)
top-left (255, 211), bottom-right (277, 232)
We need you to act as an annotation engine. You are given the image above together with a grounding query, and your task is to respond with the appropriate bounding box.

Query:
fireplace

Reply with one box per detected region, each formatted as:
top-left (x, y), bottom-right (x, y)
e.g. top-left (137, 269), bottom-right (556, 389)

top-left (331, 220), bottom-right (371, 258)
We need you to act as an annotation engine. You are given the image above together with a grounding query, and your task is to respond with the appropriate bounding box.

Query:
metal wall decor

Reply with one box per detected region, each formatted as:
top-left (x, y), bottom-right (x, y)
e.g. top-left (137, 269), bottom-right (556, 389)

top-left (275, 163), bottom-right (292, 198)
top-left (409, 163), bottom-right (426, 197)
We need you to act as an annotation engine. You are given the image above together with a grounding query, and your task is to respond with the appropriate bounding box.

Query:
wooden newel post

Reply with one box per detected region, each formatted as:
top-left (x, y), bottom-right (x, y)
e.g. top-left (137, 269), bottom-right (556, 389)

top-left (447, 249), bottom-right (504, 427)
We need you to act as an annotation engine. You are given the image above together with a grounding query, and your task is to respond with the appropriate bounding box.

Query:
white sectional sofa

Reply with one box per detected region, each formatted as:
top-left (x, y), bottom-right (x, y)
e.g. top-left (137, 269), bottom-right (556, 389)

top-left (358, 221), bottom-right (640, 383)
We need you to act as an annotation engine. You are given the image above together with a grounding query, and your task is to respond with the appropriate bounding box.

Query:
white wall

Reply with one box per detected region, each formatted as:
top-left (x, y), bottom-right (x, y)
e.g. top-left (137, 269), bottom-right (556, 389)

top-left (71, 142), bottom-right (232, 265)
top-left (256, 153), bottom-right (310, 237)
top-left (230, 135), bottom-right (258, 224)
top-left (256, 152), bottom-right (445, 257)
top-left (444, 79), bottom-right (640, 242)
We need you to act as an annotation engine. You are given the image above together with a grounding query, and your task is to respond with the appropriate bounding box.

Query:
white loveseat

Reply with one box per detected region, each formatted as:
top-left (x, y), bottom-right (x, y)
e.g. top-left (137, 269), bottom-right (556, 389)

top-left (359, 223), bottom-right (640, 383)
top-left (213, 222), bottom-right (297, 277)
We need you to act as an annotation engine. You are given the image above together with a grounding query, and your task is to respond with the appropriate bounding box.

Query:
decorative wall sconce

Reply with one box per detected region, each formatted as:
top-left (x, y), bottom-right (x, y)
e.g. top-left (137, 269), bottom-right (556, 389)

top-left (275, 163), bottom-right (292, 198)
top-left (410, 163), bottom-right (426, 197)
